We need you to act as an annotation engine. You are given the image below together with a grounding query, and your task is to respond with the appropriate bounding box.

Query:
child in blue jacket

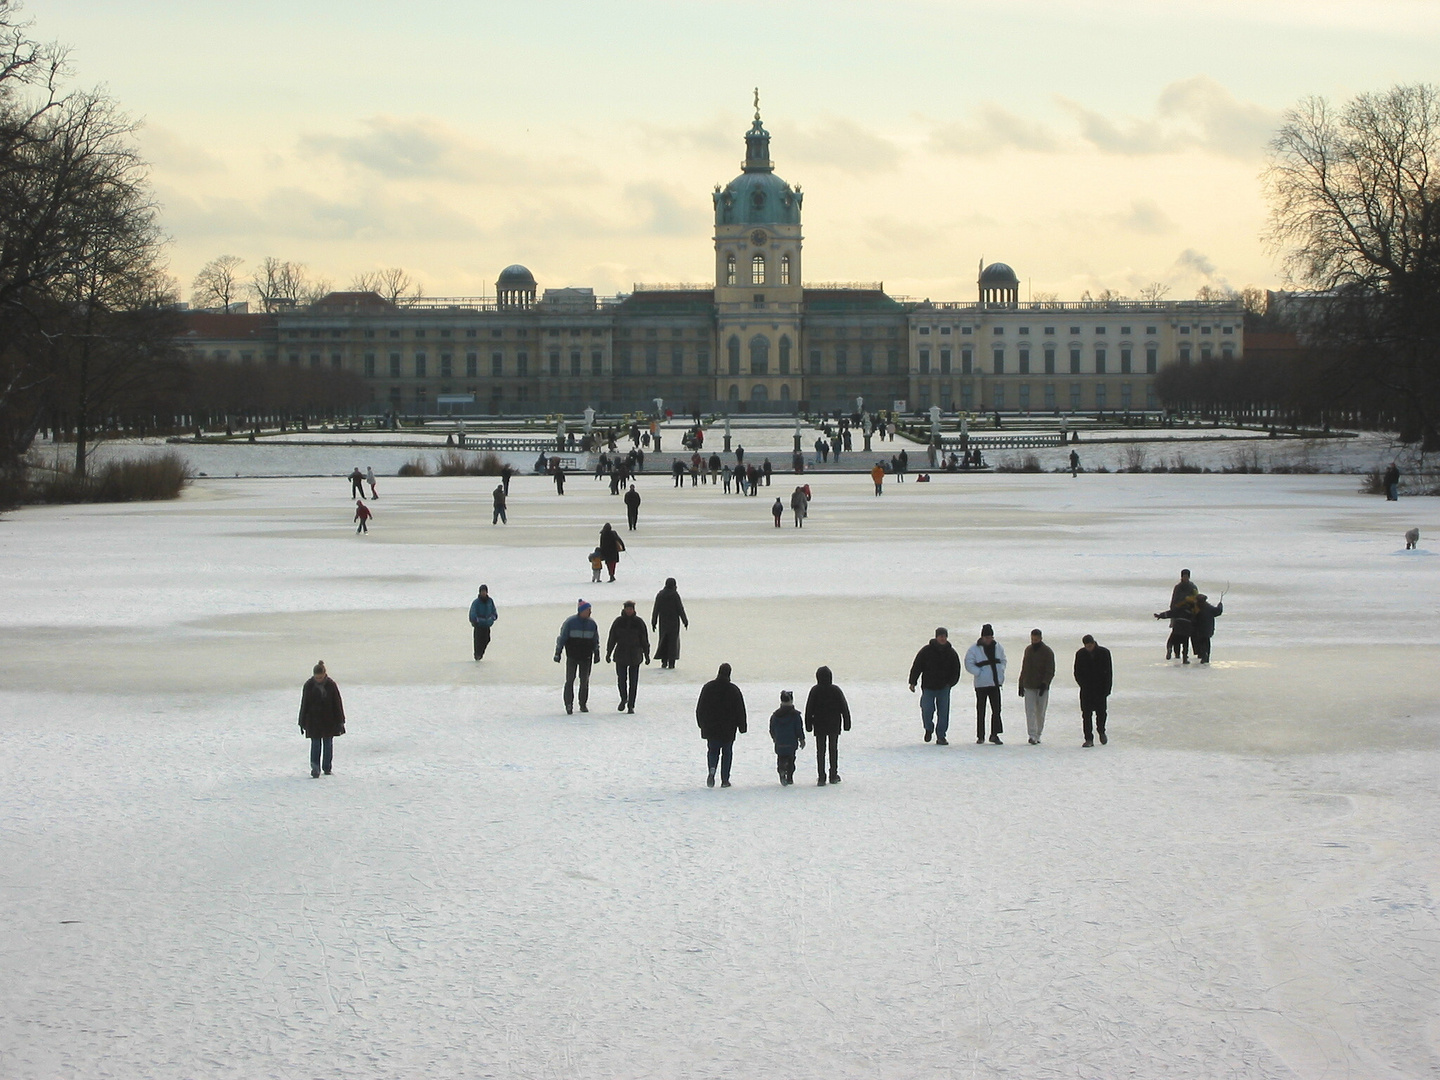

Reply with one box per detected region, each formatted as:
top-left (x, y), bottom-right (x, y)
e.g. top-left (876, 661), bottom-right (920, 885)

top-left (769, 690), bottom-right (806, 786)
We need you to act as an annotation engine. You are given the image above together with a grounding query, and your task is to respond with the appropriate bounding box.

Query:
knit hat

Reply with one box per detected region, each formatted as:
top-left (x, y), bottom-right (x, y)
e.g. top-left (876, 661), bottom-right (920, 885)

top-left (578, 599), bottom-right (591, 613)
top-left (981, 623), bottom-right (994, 637)
top-left (780, 690), bottom-right (793, 703)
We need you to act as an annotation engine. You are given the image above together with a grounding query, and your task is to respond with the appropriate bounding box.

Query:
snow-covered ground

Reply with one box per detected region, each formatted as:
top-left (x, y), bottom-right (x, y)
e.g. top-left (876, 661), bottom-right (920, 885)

top-left (2, 464), bottom-right (1438, 1078)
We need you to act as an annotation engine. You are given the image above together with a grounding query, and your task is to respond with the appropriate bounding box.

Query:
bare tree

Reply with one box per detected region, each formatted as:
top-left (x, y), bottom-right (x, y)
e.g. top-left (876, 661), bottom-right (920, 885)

top-left (1195, 284), bottom-right (1236, 301)
top-left (248, 257), bottom-right (329, 311)
top-left (1264, 83), bottom-right (1440, 445)
top-left (190, 254), bottom-right (243, 311)
top-left (1095, 288), bottom-right (1125, 303)
top-left (349, 266), bottom-right (422, 304)
top-left (1139, 282), bottom-right (1170, 302)
top-left (1031, 290), bottom-right (1059, 303)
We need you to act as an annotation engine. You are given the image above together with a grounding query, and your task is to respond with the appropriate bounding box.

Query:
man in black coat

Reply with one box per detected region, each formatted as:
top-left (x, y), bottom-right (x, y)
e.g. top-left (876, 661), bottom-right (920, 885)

top-left (624, 484), bottom-right (641, 530)
top-left (605, 600), bottom-right (651, 713)
top-left (805, 665), bottom-right (851, 785)
top-left (1073, 635), bottom-right (1113, 747)
top-left (1190, 594), bottom-right (1224, 665)
top-left (696, 663), bottom-right (746, 788)
top-left (298, 660), bottom-right (346, 777)
top-left (908, 627), bottom-right (962, 744)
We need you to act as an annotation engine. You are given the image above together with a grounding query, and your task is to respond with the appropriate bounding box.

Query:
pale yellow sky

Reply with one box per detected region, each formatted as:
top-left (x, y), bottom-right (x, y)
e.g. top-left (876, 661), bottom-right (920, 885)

top-left (36, 0), bottom-right (1440, 303)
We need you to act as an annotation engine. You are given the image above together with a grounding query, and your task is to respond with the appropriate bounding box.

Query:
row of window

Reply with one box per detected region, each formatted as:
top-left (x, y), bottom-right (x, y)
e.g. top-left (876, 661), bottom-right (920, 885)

top-left (916, 346), bottom-right (1169, 376)
top-left (724, 253), bottom-right (792, 287)
top-left (916, 324), bottom-right (1236, 337)
top-left (924, 383), bottom-right (1160, 411)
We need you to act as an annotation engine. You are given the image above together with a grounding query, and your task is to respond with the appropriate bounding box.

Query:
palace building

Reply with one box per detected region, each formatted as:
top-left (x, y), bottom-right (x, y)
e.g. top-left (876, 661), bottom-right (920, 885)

top-left (180, 107), bottom-right (1243, 416)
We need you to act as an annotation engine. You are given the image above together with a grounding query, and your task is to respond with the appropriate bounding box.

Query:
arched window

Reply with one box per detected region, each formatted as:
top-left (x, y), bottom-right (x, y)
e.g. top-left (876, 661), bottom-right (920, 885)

top-left (780, 383), bottom-right (792, 401)
top-left (751, 254), bottom-right (765, 286)
top-left (728, 383), bottom-right (740, 400)
top-left (725, 254), bottom-right (736, 287)
top-left (727, 336), bottom-right (740, 376)
top-left (778, 335), bottom-right (791, 375)
top-left (779, 254), bottom-right (791, 286)
top-left (751, 384), bottom-right (768, 402)
top-left (749, 334), bottom-right (769, 375)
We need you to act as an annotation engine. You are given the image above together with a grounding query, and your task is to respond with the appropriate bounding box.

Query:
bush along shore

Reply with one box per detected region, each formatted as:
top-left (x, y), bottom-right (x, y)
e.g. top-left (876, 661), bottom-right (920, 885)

top-left (3, 451), bottom-right (193, 508)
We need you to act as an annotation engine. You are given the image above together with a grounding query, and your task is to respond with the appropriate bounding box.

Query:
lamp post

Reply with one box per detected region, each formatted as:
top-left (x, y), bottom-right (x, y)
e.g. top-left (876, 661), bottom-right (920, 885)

top-left (723, 414), bottom-right (731, 453)
top-left (793, 414), bottom-right (803, 453)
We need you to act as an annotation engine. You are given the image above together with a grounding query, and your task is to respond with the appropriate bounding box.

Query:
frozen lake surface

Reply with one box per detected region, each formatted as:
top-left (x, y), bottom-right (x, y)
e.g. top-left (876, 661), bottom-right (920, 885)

top-left (1, 464), bottom-right (1438, 1078)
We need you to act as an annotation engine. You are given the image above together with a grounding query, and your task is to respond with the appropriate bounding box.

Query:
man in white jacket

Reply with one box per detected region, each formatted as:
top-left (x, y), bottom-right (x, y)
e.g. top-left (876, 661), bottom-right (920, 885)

top-left (964, 624), bottom-right (1007, 744)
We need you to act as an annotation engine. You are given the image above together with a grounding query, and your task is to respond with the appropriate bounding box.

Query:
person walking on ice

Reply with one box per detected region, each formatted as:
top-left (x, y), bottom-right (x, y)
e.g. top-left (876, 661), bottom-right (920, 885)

top-left (599, 523), bottom-right (625, 582)
top-left (468, 585), bottom-right (497, 661)
top-left (1069, 449), bottom-right (1080, 478)
top-left (909, 627), bottom-right (961, 744)
top-left (696, 663), bottom-right (747, 788)
top-left (871, 462), bottom-right (886, 496)
top-left (769, 690), bottom-right (804, 786)
top-left (805, 665), bottom-right (851, 786)
top-left (1073, 634), bottom-right (1113, 747)
top-left (624, 484), bottom-right (641, 531)
top-left (772, 496), bottom-right (783, 527)
top-left (492, 483), bottom-right (507, 525)
top-left (605, 600), bottom-right (650, 713)
top-left (354, 499), bottom-right (372, 534)
top-left (650, 577), bottom-right (689, 669)
top-left (589, 547), bottom-right (604, 583)
top-left (349, 467), bottom-right (364, 498)
top-left (1190, 593), bottom-right (1224, 665)
top-left (790, 485), bottom-right (808, 527)
top-left (298, 661), bottom-right (345, 778)
top-left (366, 466), bottom-right (378, 499)
top-left (1017, 628), bottom-right (1055, 744)
top-left (554, 600), bottom-right (601, 714)
top-left (965, 624), bottom-right (1007, 744)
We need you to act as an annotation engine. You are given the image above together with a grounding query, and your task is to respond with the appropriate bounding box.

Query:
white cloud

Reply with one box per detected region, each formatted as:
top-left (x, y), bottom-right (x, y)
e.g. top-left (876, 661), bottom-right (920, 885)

top-left (928, 103), bottom-right (1061, 156)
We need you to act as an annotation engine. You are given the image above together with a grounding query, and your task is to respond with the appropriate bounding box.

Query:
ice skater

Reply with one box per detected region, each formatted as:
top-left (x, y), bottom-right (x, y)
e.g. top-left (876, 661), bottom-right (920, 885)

top-left (298, 661), bottom-right (345, 778)
top-left (605, 600), bottom-right (650, 713)
top-left (769, 690), bottom-right (805, 786)
top-left (1073, 635), bottom-right (1112, 747)
top-left (349, 467), bottom-right (364, 498)
top-left (554, 600), bottom-right (600, 714)
top-left (965, 624), bottom-right (1006, 744)
top-left (492, 483), bottom-right (507, 525)
top-left (366, 466), bottom-right (378, 499)
top-left (354, 499), bottom-right (372, 533)
top-left (805, 665), bottom-right (850, 786)
top-left (1017, 628), bottom-right (1055, 744)
top-left (468, 585), bottom-right (497, 660)
top-left (650, 577), bottom-right (689, 669)
top-left (696, 663), bottom-right (747, 788)
top-left (908, 627), bottom-right (961, 744)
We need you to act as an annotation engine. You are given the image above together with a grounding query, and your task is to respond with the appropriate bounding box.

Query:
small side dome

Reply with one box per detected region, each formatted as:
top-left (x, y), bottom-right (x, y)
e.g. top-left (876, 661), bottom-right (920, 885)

top-left (979, 262), bottom-right (1019, 287)
top-left (497, 264), bottom-right (536, 311)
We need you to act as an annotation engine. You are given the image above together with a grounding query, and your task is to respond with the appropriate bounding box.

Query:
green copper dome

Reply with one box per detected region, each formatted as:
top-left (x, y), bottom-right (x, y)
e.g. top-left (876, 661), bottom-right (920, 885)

top-left (713, 113), bottom-right (802, 227)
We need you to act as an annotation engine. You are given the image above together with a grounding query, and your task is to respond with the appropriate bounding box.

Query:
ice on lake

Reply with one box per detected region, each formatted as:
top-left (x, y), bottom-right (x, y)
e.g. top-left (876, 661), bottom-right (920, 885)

top-left (1, 455), bottom-right (1438, 1078)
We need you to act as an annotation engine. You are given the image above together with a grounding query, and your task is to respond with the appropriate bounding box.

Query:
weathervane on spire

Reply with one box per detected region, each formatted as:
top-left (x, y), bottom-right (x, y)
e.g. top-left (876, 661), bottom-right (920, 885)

top-left (753, 87), bottom-right (761, 120)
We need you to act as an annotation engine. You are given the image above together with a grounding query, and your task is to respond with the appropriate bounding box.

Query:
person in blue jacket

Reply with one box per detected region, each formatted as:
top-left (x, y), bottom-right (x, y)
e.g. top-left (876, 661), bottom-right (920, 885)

top-left (468, 585), bottom-right (498, 661)
top-left (554, 599), bottom-right (601, 714)
top-left (769, 690), bottom-right (805, 786)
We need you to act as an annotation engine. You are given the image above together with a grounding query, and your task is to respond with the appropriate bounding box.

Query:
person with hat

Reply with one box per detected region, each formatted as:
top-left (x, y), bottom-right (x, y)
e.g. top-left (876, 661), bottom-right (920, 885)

top-left (554, 600), bottom-right (601, 714)
top-left (1073, 634), bottom-right (1113, 747)
top-left (696, 663), bottom-right (747, 788)
top-left (468, 584), bottom-right (498, 660)
top-left (908, 627), bottom-right (962, 744)
top-left (964, 624), bottom-right (1007, 744)
top-left (805, 665), bottom-right (851, 786)
top-left (768, 690), bottom-right (805, 786)
top-left (1189, 594), bottom-right (1224, 665)
top-left (605, 600), bottom-right (651, 713)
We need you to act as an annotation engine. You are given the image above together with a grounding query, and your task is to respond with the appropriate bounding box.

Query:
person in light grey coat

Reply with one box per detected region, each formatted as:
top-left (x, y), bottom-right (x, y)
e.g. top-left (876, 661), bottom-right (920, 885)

top-left (963, 623), bottom-right (1007, 744)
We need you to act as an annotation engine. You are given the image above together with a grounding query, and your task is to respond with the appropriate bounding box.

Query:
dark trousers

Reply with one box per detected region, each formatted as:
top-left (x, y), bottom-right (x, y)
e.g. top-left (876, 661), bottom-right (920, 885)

top-left (975, 686), bottom-right (1003, 738)
top-left (627, 509), bottom-right (638, 530)
top-left (1166, 628), bottom-right (1189, 659)
top-left (473, 625), bottom-right (491, 660)
top-left (815, 731), bottom-right (839, 778)
top-left (707, 739), bottom-right (734, 783)
top-left (309, 736), bottom-right (333, 773)
top-left (1081, 691), bottom-right (1108, 742)
top-left (776, 753), bottom-right (796, 782)
top-left (1191, 633), bottom-right (1212, 663)
top-left (616, 662), bottom-right (639, 709)
top-left (564, 654), bottom-right (593, 710)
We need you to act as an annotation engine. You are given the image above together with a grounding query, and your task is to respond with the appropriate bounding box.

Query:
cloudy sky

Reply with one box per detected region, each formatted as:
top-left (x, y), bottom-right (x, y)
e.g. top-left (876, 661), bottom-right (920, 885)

top-left (37, 0), bottom-right (1440, 303)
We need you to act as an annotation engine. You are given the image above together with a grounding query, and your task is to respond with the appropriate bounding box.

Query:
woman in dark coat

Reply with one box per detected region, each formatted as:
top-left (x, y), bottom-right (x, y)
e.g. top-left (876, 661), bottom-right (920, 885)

top-left (696, 663), bottom-right (746, 788)
top-left (298, 660), bottom-right (345, 777)
top-left (599, 523), bottom-right (625, 581)
top-left (804, 665), bottom-right (851, 785)
top-left (650, 577), bottom-right (689, 668)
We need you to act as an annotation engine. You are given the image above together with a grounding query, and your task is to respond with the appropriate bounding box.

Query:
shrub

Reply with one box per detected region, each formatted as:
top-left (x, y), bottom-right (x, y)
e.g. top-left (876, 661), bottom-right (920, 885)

top-left (1224, 447), bottom-right (1263, 474)
top-left (1359, 470), bottom-right (1385, 495)
top-left (1168, 453), bottom-right (1202, 474)
top-left (1123, 444), bottom-right (1149, 473)
top-left (27, 452), bottom-right (192, 504)
top-left (995, 453), bottom-right (1042, 473)
top-left (435, 449), bottom-right (504, 476)
top-left (398, 456), bottom-right (431, 477)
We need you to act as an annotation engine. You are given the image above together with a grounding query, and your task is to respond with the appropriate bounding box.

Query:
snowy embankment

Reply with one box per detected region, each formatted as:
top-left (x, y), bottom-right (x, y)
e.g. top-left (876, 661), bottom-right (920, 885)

top-left (1, 469), bottom-right (1437, 1078)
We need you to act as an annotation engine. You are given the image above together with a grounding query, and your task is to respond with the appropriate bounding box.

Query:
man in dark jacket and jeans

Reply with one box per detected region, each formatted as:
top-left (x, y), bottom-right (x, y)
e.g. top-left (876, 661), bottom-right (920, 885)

top-left (908, 627), bottom-right (962, 744)
top-left (298, 660), bottom-right (345, 778)
top-left (605, 600), bottom-right (650, 713)
top-left (1073, 634), bottom-right (1113, 747)
top-left (554, 600), bottom-right (601, 714)
top-left (696, 663), bottom-right (747, 787)
top-left (805, 665), bottom-right (851, 785)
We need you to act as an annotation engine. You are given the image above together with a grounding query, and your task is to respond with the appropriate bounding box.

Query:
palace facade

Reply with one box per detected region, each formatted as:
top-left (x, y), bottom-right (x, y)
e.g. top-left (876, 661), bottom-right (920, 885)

top-left (180, 109), bottom-right (1243, 416)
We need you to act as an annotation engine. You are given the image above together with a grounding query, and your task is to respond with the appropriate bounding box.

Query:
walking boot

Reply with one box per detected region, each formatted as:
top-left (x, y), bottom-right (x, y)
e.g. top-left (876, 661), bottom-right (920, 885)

top-left (707, 769), bottom-right (716, 788)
